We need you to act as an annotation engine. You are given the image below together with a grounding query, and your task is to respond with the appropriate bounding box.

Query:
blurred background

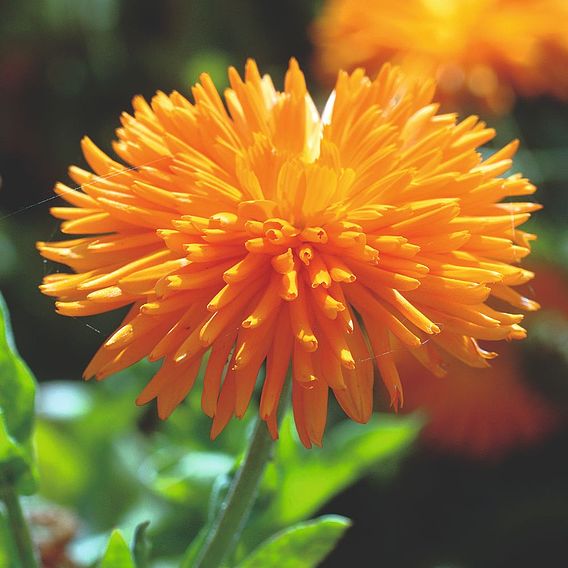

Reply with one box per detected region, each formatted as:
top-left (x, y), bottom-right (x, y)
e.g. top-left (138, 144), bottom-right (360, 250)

top-left (1, 1), bottom-right (568, 566)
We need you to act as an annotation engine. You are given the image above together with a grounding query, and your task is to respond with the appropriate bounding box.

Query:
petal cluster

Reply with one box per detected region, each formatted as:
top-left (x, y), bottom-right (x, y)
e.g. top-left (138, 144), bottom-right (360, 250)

top-left (313, 0), bottom-right (568, 112)
top-left (38, 60), bottom-right (538, 447)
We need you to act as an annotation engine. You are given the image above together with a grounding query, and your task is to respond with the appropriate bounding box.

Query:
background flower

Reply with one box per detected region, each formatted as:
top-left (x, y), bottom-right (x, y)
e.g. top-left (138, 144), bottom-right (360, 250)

top-left (397, 341), bottom-right (560, 459)
top-left (313, 0), bottom-right (568, 113)
top-left (387, 263), bottom-right (568, 460)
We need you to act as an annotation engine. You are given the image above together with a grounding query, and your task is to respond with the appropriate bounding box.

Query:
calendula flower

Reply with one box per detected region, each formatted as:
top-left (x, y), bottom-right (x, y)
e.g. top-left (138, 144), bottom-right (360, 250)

top-left (38, 59), bottom-right (538, 448)
top-left (313, 0), bottom-right (568, 113)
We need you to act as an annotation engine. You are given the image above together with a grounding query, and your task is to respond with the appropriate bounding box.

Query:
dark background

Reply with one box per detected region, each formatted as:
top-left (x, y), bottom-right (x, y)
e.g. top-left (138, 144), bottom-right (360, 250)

top-left (1, 1), bottom-right (568, 566)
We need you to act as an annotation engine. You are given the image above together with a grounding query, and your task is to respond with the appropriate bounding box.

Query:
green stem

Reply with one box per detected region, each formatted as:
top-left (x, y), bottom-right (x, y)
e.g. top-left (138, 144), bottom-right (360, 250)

top-left (195, 378), bottom-right (291, 568)
top-left (0, 484), bottom-right (38, 568)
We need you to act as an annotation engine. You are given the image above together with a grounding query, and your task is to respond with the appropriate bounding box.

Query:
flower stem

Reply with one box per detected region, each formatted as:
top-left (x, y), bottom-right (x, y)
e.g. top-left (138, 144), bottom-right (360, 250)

top-left (195, 379), bottom-right (291, 568)
top-left (0, 484), bottom-right (38, 568)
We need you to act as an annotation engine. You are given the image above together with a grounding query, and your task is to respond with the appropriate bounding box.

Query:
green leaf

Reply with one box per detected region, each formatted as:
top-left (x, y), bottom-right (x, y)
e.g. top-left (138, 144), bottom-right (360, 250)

top-left (150, 450), bottom-right (234, 504)
top-left (180, 472), bottom-right (232, 568)
top-left (99, 529), bottom-right (135, 568)
top-left (132, 521), bottom-right (151, 568)
top-left (264, 413), bottom-right (421, 526)
top-left (0, 413), bottom-right (35, 493)
top-left (0, 294), bottom-right (37, 493)
top-left (238, 515), bottom-right (352, 568)
top-left (180, 526), bottom-right (209, 568)
top-left (34, 419), bottom-right (91, 504)
top-left (0, 295), bottom-right (35, 443)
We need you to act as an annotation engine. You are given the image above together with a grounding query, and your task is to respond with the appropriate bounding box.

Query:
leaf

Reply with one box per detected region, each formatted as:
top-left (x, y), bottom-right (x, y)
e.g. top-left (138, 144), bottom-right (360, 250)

top-left (0, 294), bottom-right (37, 493)
top-left (34, 419), bottom-right (91, 504)
top-left (132, 521), bottom-right (151, 568)
top-left (263, 413), bottom-right (421, 527)
top-left (237, 515), bottom-right (352, 568)
top-left (0, 413), bottom-right (35, 493)
top-left (180, 527), bottom-right (208, 568)
top-left (180, 472), bottom-right (232, 568)
top-left (99, 529), bottom-right (135, 568)
top-left (0, 295), bottom-right (35, 443)
top-left (150, 451), bottom-right (234, 504)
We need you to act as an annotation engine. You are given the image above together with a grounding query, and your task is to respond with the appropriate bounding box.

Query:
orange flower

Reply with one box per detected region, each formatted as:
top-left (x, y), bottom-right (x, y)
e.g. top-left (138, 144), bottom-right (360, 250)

top-left (398, 345), bottom-right (558, 459)
top-left (38, 60), bottom-right (538, 447)
top-left (313, 0), bottom-right (568, 113)
top-left (397, 264), bottom-right (568, 459)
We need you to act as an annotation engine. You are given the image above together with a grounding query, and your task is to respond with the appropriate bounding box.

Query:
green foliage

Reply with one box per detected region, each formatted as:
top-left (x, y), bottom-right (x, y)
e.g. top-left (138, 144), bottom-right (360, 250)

top-left (237, 515), bottom-right (352, 568)
top-left (133, 521), bottom-right (151, 568)
top-left (150, 451), bottom-right (234, 504)
top-left (35, 362), bottom-right (155, 532)
top-left (34, 419), bottom-right (90, 504)
top-left (179, 472), bottom-right (232, 568)
top-left (0, 418), bottom-right (33, 494)
top-left (0, 510), bottom-right (16, 566)
top-left (180, 526), bottom-right (208, 568)
top-left (32, 365), bottom-right (421, 566)
top-left (0, 292), bottom-right (420, 567)
top-left (261, 413), bottom-right (421, 526)
top-left (99, 529), bottom-right (136, 568)
top-left (175, 407), bottom-right (421, 566)
top-left (0, 294), bottom-right (36, 494)
top-left (531, 222), bottom-right (568, 268)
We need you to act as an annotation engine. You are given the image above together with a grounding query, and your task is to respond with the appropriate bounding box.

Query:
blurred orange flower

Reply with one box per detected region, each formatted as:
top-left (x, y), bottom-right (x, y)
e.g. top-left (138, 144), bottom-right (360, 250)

top-left (398, 345), bottom-right (559, 459)
top-left (398, 265), bottom-right (566, 458)
top-left (313, 0), bottom-right (568, 113)
top-left (38, 60), bottom-right (538, 447)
